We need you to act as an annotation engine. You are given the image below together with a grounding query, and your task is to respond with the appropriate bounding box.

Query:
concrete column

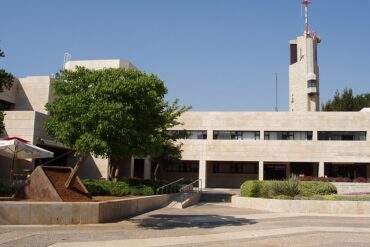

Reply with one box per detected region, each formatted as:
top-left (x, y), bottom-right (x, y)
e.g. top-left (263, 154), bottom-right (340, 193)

top-left (318, 162), bottom-right (325, 177)
top-left (144, 157), bottom-right (151, 179)
top-left (313, 163), bottom-right (318, 177)
top-left (130, 156), bottom-right (135, 177)
top-left (258, 161), bottom-right (264, 181)
top-left (207, 130), bottom-right (213, 140)
top-left (286, 163), bottom-right (291, 179)
top-left (199, 160), bottom-right (207, 189)
top-left (312, 131), bottom-right (318, 141)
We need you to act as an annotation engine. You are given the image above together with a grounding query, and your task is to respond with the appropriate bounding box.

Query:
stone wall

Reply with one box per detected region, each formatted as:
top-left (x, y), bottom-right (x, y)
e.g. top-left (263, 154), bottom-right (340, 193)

top-left (232, 196), bottom-right (370, 215)
top-left (333, 182), bottom-right (370, 194)
top-left (0, 194), bottom-right (174, 225)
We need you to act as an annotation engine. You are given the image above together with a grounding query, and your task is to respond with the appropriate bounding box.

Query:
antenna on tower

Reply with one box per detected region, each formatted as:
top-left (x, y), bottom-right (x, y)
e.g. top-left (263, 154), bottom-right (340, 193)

top-left (301, 0), bottom-right (311, 36)
top-left (63, 52), bottom-right (72, 69)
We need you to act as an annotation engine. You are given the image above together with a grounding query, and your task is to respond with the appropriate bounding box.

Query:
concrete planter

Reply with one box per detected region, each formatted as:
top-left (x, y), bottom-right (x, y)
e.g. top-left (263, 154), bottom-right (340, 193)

top-left (232, 196), bottom-right (370, 215)
top-left (0, 194), bottom-right (176, 225)
top-left (332, 182), bottom-right (370, 194)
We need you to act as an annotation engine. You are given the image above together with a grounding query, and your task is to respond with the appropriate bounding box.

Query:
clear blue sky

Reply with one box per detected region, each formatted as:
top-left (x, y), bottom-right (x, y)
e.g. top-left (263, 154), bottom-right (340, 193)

top-left (1, 0), bottom-right (369, 111)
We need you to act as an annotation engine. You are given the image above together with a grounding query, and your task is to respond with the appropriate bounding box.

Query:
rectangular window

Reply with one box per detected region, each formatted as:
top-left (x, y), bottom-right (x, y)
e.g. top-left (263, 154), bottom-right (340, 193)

top-left (212, 162), bottom-right (258, 174)
top-left (213, 131), bottom-right (260, 140)
top-left (307, 80), bottom-right (317, 88)
top-left (167, 130), bottom-right (207, 140)
top-left (164, 161), bottom-right (199, 173)
top-left (318, 131), bottom-right (367, 141)
top-left (290, 44), bottom-right (298, 64)
top-left (264, 131), bottom-right (313, 140)
top-left (186, 131), bottom-right (207, 140)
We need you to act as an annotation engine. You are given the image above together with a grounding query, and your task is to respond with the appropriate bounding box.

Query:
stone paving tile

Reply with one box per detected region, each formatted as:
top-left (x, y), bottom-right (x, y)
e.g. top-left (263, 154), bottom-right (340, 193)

top-left (1, 203), bottom-right (370, 247)
top-left (184, 232), bottom-right (370, 247)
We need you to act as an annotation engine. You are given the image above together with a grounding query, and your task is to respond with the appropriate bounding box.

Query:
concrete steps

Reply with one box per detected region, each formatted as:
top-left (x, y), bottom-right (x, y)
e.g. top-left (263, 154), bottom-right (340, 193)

top-left (200, 192), bottom-right (233, 203)
top-left (167, 192), bottom-right (201, 209)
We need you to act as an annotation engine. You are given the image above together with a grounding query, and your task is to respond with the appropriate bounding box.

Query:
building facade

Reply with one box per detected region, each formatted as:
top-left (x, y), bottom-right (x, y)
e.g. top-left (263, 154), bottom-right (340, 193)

top-left (1, 2), bottom-right (369, 188)
top-left (0, 60), bottom-right (135, 180)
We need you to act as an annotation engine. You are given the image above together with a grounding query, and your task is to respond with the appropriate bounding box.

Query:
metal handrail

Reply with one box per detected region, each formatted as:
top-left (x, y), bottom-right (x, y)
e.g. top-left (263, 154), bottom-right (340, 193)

top-left (180, 179), bottom-right (202, 193)
top-left (156, 178), bottom-right (184, 194)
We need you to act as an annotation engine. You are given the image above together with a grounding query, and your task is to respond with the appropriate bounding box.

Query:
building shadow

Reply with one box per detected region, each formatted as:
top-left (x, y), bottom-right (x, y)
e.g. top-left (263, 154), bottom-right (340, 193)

top-left (130, 214), bottom-right (257, 230)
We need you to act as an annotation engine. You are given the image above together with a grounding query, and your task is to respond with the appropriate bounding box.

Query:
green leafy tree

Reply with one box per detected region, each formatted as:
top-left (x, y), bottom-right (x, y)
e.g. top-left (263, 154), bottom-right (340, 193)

top-left (0, 49), bottom-right (14, 133)
top-left (322, 88), bottom-right (370, 111)
top-left (45, 66), bottom-right (189, 188)
top-left (151, 131), bottom-right (186, 180)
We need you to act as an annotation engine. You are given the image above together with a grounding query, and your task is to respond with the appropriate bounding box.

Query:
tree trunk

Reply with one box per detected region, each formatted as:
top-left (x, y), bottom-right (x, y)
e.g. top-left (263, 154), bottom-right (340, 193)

top-left (109, 157), bottom-right (119, 181)
top-left (153, 161), bottom-right (160, 181)
top-left (65, 154), bottom-right (88, 189)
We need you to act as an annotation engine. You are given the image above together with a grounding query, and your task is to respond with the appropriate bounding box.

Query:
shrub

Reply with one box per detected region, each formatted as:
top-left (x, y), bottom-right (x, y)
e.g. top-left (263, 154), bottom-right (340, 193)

top-left (82, 179), bottom-right (176, 197)
top-left (83, 179), bottom-right (110, 196)
top-left (269, 175), bottom-right (301, 198)
top-left (110, 182), bottom-right (130, 196)
top-left (333, 177), bottom-right (352, 182)
top-left (285, 175), bottom-right (301, 197)
top-left (269, 181), bottom-right (286, 197)
top-left (240, 181), bottom-right (269, 198)
top-left (138, 186), bottom-right (155, 196)
top-left (353, 177), bottom-right (367, 183)
top-left (240, 178), bottom-right (337, 199)
top-left (315, 177), bottom-right (332, 182)
top-left (300, 181), bottom-right (337, 196)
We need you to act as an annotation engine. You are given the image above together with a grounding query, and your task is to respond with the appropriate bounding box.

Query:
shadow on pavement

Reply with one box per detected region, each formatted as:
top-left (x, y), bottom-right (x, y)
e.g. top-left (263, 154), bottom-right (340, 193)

top-left (130, 214), bottom-right (257, 230)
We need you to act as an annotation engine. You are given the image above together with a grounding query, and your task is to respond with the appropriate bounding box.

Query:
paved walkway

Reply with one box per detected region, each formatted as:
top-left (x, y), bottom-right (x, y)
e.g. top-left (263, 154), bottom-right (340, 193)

top-left (1, 203), bottom-right (370, 246)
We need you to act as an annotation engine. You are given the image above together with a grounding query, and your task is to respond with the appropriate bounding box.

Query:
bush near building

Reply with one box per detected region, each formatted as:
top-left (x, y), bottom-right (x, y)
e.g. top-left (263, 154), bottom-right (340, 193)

top-left (82, 178), bottom-right (180, 197)
top-left (240, 177), bottom-right (337, 199)
top-left (298, 176), bottom-right (370, 183)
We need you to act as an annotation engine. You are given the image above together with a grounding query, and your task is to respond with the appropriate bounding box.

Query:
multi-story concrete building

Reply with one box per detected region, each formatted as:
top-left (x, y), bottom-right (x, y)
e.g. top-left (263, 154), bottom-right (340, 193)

top-left (0, 60), bottom-right (135, 180)
top-left (0, 2), bottom-right (369, 188)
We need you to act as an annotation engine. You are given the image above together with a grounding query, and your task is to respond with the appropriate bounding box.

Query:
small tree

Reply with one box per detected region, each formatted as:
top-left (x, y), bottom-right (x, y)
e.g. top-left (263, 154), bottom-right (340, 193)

top-left (150, 130), bottom-right (191, 180)
top-left (45, 67), bottom-right (189, 188)
top-left (322, 88), bottom-right (370, 111)
top-left (0, 49), bottom-right (14, 133)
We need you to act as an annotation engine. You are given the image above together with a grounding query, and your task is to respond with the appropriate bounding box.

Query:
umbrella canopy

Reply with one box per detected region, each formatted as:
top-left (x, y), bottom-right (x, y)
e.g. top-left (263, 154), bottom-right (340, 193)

top-left (0, 137), bottom-right (54, 159)
top-left (0, 137), bottom-right (54, 179)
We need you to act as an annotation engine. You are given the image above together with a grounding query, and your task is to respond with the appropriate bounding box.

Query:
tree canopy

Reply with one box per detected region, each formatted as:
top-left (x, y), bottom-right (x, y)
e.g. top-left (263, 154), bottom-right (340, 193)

top-left (321, 88), bottom-right (370, 111)
top-left (0, 49), bottom-right (14, 133)
top-left (44, 67), bottom-right (189, 184)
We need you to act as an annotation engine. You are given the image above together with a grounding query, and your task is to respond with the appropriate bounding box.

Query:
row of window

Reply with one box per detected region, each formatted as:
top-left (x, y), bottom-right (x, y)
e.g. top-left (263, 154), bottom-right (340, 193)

top-left (168, 130), bottom-right (367, 141)
top-left (162, 162), bottom-right (259, 174)
top-left (163, 162), bottom-right (199, 173)
top-left (213, 163), bottom-right (258, 174)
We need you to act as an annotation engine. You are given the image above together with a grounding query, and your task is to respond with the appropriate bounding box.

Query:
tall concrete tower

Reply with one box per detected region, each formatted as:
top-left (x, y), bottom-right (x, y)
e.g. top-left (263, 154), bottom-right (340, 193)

top-left (289, 0), bottom-right (321, 112)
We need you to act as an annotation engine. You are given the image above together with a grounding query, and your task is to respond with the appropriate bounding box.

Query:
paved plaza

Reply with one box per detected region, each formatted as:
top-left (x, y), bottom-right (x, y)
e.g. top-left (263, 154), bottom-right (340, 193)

top-left (1, 203), bottom-right (370, 247)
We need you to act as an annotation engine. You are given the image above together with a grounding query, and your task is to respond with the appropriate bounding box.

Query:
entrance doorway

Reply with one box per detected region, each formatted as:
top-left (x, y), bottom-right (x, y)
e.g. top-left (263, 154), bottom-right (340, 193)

top-left (133, 159), bottom-right (144, 179)
top-left (325, 163), bottom-right (368, 179)
top-left (290, 163), bottom-right (318, 177)
top-left (264, 164), bottom-right (286, 180)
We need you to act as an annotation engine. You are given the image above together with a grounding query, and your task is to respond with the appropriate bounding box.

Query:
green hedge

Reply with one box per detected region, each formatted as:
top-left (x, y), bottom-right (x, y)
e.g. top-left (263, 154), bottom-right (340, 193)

top-left (240, 179), bottom-right (337, 199)
top-left (240, 181), bottom-right (270, 198)
top-left (82, 179), bottom-right (178, 197)
top-left (300, 181), bottom-right (337, 196)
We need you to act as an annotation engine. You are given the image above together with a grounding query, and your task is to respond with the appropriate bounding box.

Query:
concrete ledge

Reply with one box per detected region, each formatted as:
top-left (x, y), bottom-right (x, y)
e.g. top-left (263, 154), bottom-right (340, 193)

top-left (167, 192), bottom-right (201, 209)
top-left (182, 192), bottom-right (201, 208)
top-left (0, 194), bottom-right (175, 225)
top-left (332, 182), bottom-right (370, 194)
top-left (232, 196), bottom-right (370, 215)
